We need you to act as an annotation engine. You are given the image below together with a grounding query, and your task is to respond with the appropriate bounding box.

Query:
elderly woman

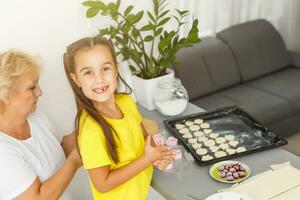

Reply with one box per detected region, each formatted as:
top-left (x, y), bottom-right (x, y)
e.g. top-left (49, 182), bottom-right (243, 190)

top-left (0, 50), bottom-right (81, 200)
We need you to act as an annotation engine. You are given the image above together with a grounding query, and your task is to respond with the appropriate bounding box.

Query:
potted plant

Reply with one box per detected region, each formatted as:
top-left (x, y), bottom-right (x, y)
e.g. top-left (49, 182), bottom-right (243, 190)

top-left (82, 0), bottom-right (201, 110)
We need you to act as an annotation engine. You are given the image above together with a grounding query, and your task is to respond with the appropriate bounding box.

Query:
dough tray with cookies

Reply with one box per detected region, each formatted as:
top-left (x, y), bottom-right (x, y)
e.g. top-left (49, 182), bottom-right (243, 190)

top-left (163, 106), bottom-right (287, 165)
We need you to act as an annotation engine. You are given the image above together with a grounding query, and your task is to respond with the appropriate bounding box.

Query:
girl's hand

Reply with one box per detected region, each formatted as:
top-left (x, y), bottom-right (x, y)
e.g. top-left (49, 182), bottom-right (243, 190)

top-left (69, 148), bottom-right (82, 168)
top-left (154, 150), bottom-right (176, 170)
top-left (144, 136), bottom-right (175, 164)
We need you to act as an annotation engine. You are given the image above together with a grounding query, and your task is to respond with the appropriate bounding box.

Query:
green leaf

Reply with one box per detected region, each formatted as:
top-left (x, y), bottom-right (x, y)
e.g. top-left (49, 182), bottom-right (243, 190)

top-left (155, 28), bottom-right (163, 36)
top-left (99, 28), bottom-right (109, 37)
top-left (132, 28), bottom-right (139, 38)
top-left (123, 23), bottom-right (131, 33)
top-left (86, 7), bottom-right (99, 18)
top-left (175, 9), bottom-right (189, 17)
top-left (172, 15), bottom-right (180, 24)
top-left (186, 19), bottom-right (201, 43)
top-left (116, 0), bottom-right (121, 10)
top-left (109, 27), bottom-right (118, 37)
top-left (158, 17), bottom-right (170, 26)
top-left (147, 11), bottom-right (156, 23)
top-left (124, 5), bottom-right (133, 16)
top-left (141, 24), bottom-right (154, 31)
top-left (159, 0), bottom-right (167, 6)
top-left (107, 2), bottom-right (116, 11)
top-left (146, 67), bottom-right (157, 78)
top-left (129, 65), bottom-right (137, 73)
top-left (153, 0), bottom-right (159, 16)
top-left (82, 1), bottom-right (106, 10)
top-left (134, 11), bottom-right (144, 24)
top-left (129, 49), bottom-right (142, 63)
top-left (144, 35), bottom-right (154, 42)
top-left (127, 11), bottom-right (144, 24)
top-left (158, 10), bottom-right (169, 18)
top-left (115, 36), bottom-right (126, 45)
top-left (173, 35), bottom-right (179, 46)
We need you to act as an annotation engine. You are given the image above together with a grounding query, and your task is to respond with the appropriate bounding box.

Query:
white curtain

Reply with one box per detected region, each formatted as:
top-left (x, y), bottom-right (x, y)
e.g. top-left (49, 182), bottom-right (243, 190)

top-left (172, 0), bottom-right (300, 52)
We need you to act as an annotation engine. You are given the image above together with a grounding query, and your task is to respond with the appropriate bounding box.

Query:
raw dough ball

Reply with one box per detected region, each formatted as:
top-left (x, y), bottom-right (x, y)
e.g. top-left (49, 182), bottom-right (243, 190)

top-left (226, 148), bottom-right (236, 155)
top-left (185, 121), bottom-right (194, 126)
top-left (203, 129), bottom-right (213, 134)
top-left (196, 148), bottom-right (208, 155)
top-left (209, 133), bottom-right (219, 139)
top-left (194, 118), bottom-right (204, 124)
top-left (202, 155), bottom-right (213, 161)
top-left (229, 140), bottom-right (239, 147)
top-left (189, 125), bottom-right (201, 131)
top-left (215, 151), bottom-right (227, 158)
top-left (193, 131), bottom-right (204, 137)
top-left (200, 123), bottom-right (210, 129)
top-left (215, 137), bottom-right (226, 144)
top-left (209, 146), bottom-right (220, 153)
top-left (182, 133), bottom-right (193, 138)
top-left (188, 138), bottom-right (198, 144)
top-left (219, 143), bottom-right (230, 150)
top-left (225, 134), bottom-right (235, 141)
top-left (236, 146), bottom-right (247, 153)
top-left (198, 136), bottom-right (208, 142)
top-left (179, 128), bottom-right (189, 134)
top-left (204, 139), bottom-right (216, 147)
top-left (175, 123), bottom-right (185, 129)
top-left (192, 143), bottom-right (202, 149)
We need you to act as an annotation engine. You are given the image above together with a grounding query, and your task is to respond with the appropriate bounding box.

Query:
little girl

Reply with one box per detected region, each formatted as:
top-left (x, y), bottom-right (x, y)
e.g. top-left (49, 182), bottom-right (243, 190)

top-left (63, 36), bottom-right (174, 200)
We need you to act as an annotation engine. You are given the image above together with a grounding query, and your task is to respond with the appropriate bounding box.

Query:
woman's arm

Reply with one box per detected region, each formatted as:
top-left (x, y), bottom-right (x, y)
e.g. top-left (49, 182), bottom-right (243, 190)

top-left (61, 133), bottom-right (76, 157)
top-left (87, 136), bottom-right (172, 193)
top-left (14, 149), bottom-right (81, 200)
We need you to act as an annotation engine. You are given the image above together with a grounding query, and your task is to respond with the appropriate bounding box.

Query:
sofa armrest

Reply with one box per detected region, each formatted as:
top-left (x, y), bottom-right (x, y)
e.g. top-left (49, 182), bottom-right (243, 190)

top-left (289, 50), bottom-right (300, 68)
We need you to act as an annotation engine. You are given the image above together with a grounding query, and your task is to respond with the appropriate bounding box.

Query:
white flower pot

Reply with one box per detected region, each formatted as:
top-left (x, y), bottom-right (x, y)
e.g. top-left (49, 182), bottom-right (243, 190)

top-left (131, 70), bottom-right (174, 110)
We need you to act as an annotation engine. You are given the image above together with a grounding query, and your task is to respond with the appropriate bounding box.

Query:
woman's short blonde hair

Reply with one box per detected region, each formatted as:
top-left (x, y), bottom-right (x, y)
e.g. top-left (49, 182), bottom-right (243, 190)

top-left (0, 50), bottom-right (42, 113)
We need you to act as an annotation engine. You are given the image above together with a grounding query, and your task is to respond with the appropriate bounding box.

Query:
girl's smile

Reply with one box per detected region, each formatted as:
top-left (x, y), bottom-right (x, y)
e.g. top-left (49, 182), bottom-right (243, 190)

top-left (93, 85), bottom-right (109, 94)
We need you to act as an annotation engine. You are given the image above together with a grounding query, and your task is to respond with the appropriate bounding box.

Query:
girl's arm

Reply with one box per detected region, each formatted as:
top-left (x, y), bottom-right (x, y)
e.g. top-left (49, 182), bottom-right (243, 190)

top-left (87, 136), bottom-right (172, 193)
top-left (14, 149), bottom-right (81, 200)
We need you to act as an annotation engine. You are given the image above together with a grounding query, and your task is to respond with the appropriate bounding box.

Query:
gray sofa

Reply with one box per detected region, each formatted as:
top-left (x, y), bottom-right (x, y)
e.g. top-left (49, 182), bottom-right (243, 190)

top-left (174, 19), bottom-right (300, 138)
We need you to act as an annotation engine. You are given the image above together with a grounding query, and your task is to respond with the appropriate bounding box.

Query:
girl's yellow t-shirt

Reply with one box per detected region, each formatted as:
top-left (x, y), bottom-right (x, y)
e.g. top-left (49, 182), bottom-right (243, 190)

top-left (78, 94), bottom-right (153, 200)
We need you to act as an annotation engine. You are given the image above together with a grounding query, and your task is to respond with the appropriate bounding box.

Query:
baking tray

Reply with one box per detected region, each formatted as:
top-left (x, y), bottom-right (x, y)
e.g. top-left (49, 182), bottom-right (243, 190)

top-left (163, 106), bottom-right (287, 166)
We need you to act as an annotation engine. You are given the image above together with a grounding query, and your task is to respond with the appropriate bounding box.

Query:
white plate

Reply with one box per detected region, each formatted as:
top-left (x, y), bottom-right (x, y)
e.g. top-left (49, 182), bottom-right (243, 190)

top-left (209, 160), bottom-right (250, 183)
top-left (205, 191), bottom-right (254, 200)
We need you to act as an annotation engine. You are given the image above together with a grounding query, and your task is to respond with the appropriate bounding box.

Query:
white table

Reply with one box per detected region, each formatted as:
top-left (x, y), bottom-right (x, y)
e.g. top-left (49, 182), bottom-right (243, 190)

top-left (139, 103), bottom-right (300, 200)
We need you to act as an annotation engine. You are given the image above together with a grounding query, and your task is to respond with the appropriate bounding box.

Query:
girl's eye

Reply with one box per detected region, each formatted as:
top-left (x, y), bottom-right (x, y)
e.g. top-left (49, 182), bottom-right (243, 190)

top-left (30, 86), bottom-right (36, 90)
top-left (103, 67), bottom-right (111, 71)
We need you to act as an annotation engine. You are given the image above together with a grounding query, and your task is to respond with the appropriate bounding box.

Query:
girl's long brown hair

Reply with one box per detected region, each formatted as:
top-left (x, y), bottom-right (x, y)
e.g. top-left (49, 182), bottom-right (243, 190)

top-left (63, 36), bottom-right (131, 163)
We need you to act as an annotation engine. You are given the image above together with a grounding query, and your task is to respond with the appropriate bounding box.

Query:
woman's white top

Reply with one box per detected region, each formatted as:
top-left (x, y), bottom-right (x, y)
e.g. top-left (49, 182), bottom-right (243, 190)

top-left (0, 112), bottom-right (70, 200)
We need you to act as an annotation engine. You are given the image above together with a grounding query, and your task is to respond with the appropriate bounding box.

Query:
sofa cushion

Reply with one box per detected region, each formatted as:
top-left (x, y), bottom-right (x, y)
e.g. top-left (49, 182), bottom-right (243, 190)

top-left (247, 68), bottom-right (300, 110)
top-left (192, 85), bottom-right (294, 125)
top-left (218, 85), bottom-right (294, 125)
top-left (174, 53), bottom-right (213, 101)
top-left (174, 37), bottom-right (241, 100)
top-left (195, 37), bottom-right (241, 91)
top-left (217, 19), bottom-right (292, 81)
top-left (174, 40), bottom-right (215, 100)
top-left (192, 93), bottom-right (238, 111)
